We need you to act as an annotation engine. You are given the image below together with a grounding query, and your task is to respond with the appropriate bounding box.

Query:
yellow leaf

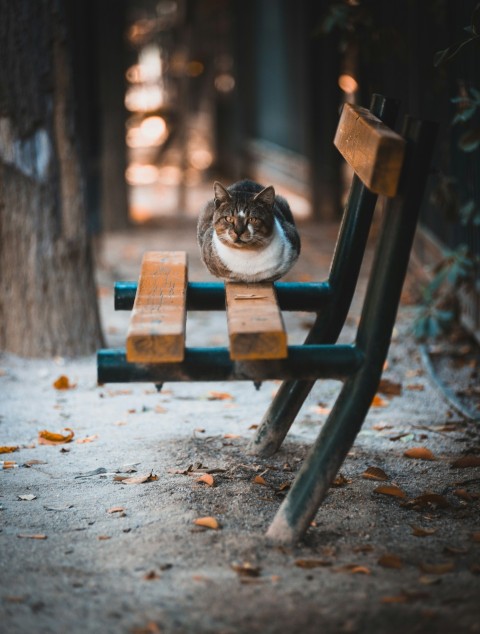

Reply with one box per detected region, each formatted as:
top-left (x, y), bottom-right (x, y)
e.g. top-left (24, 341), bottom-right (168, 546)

top-left (76, 434), bottom-right (98, 444)
top-left (378, 553), bottom-right (403, 569)
top-left (197, 473), bottom-right (215, 487)
top-left (404, 447), bottom-right (436, 461)
top-left (374, 484), bottom-right (407, 498)
top-left (362, 466), bottom-right (389, 481)
top-left (53, 375), bottom-right (76, 390)
top-left (193, 516), bottom-right (220, 530)
top-left (0, 446), bottom-right (18, 454)
top-left (38, 428), bottom-right (74, 445)
top-left (253, 475), bottom-right (267, 486)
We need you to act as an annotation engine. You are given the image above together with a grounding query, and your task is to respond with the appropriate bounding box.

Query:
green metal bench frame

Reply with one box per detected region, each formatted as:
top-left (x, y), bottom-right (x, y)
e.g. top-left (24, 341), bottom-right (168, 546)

top-left (98, 95), bottom-right (437, 543)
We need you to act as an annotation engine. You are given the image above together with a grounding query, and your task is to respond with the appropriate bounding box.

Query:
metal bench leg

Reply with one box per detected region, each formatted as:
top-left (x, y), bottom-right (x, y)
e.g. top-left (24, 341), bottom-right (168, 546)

top-left (266, 116), bottom-right (438, 543)
top-left (249, 95), bottom-right (400, 457)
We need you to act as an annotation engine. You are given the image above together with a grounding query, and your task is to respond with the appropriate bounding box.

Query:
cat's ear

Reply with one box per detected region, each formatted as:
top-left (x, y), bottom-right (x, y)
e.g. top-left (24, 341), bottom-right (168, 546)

top-left (213, 181), bottom-right (231, 208)
top-left (254, 185), bottom-right (275, 207)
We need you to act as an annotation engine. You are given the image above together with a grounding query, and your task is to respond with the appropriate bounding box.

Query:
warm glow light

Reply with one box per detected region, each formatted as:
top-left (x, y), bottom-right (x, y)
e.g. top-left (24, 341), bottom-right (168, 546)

top-left (187, 61), bottom-right (204, 77)
top-left (127, 116), bottom-right (168, 148)
top-left (338, 74), bottom-right (358, 94)
top-left (125, 164), bottom-right (159, 186)
top-left (157, 165), bottom-right (182, 185)
top-left (189, 148), bottom-right (213, 170)
top-left (125, 85), bottom-right (163, 112)
top-left (214, 73), bottom-right (235, 93)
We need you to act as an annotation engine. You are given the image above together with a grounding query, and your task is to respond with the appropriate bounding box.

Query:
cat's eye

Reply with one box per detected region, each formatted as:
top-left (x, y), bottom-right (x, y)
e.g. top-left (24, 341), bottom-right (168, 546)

top-left (249, 217), bottom-right (262, 226)
top-left (225, 216), bottom-right (235, 224)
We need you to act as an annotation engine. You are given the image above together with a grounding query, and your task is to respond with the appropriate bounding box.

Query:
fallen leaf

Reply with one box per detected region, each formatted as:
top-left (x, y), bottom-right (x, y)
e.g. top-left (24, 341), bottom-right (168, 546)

top-left (1, 460), bottom-right (17, 469)
top-left (17, 534), bottom-right (47, 540)
top-left (404, 447), bottom-right (436, 461)
top-left (352, 544), bottom-right (374, 553)
top-left (23, 460), bottom-right (47, 466)
top-left (38, 428), bottom-right (74, 445)
top-left (411, 525), bottom-right (438, 537)
top-left (332, 473), bottom-right (351, 487)
top-left (406, 493), bottom-right (450, 509)
top-left (44, 504), bottom-right (74, 511)
top-left (419, 561), bottom-right (454, 574)
top-left (193, 516), bottom-right (220, 530)
top-left (106, 389), bottom-right (132, 396)
top-left (451, 455), bottom-right (480, 468)
top-left (121, 472), bottom-right (158, 484)
top-left (406, 383), bottom-right (425, 391)
top-left (18, 494), bottom-right (37, 501)
top-left (107, 506), bottom-right (125, 514)
top-left (224, 433), bottom-right (241, 439)
top-left (443, 545), bottom-right (469, 555)
top-left (154, 405), bottom-right (167, 414)
top-left (378, 379), bottom-right (402, 396)
top-left (193, 428), bottom-right (205, 433)
top-left (419, 575), bottom-right (442, 585)
top-left (143, 570), bottom-right (161, 580)
top-left (0, 446), bottom-right (18, 454)
top-left (335, 564), bottom-right (371, 575)
top-left (372, 424), bottom-right (393, 431)
top-left (208, 391), bottom-right (234, 401)
top-left (254, 475), bottom-right (267, 486)
top-left (294, 559), bottom-right (331, 569)
top-left (76, 434), bottom-right (98, 444)
top-left (231, 561), bottom-right (261, 577)
top-left (98, 535), bottom-right (111, 541)
top-left (53, 375), bottom-right (76, 390)
top-left (248, 424), bottom-right (259, 430)
top-left (453, 488), bottom-right (474, 502)
top-left (277, 481), bottom-right (291, 492)
top-left (374, 485), bottom-right (407, 498)
top-left (378, 553), bottom-right (403, 569)
top-left (197, 473), bottom-right (215, 487)
top-left (371, 394), bottom-right (388, 407)
top-left (75, 467), bottom-right (107, 478)
top-left (362, 466), bottom-right (389, 481)
top-left (132, 621), bottom-right (161, 634)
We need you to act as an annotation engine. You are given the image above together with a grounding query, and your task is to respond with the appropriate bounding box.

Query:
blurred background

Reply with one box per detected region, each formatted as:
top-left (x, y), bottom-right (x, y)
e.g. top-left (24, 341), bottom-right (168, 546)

top-left (1, 0), bottom-right (479, 355)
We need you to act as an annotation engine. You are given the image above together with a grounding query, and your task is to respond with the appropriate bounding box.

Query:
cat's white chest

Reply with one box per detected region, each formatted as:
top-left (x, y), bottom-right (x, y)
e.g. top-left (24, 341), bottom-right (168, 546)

top-left (213, 218), bottom-right (293, 281)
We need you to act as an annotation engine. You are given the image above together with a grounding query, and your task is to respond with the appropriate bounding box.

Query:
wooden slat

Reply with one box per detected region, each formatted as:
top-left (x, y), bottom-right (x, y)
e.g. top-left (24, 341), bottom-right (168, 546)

top-left (334, 102), bottom-right (406, 197)
top-left (225, 283), bottom-right (287, 360)
top-left (126, 251), bottom-right (187, 363)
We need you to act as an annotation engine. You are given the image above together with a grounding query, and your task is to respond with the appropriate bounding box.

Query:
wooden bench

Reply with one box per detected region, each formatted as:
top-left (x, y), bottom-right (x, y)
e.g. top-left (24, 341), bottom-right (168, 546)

top-left (98, 94), bottom-right (437, 544)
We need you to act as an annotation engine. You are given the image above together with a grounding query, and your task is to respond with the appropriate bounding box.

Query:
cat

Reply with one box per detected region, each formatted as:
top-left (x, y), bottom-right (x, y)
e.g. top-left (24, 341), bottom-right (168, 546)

top-left (197, 179), bottom-right (301, 283)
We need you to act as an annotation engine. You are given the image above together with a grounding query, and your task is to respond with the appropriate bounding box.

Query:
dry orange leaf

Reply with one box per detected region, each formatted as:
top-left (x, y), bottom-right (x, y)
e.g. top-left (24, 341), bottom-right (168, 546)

top-left (208, 391), bottom-right (233, 401)
top-left (224, 433), bottom-right (241, 439)
top-left (378, 378), bottom-right (402, 396)
top-left (38, 428), bottom-right (74, 445)
top-left (231, 561), bottom-right (261, 577)
top-left (411, 525), bottom-right (438, 537)
top-left (404, 447), bottom-right (436, 461)
top-left (197, 473), bottom-right (215, 487)
top-left (154, 405), bottom-right (167, 414)
top-left (76, 434), bottom-right (98, 444)
top-left (362, 466), bottom-right (389, 481)
top-left (408, 493), bottom-right (450, 509)
top-left (374, 484), bottom-right (407, 498)
top-left (294, 559), bottom-right (331, 569)
top-left (248, 424), bottom-right (259, 430)
top-left (17, 534), bottom-right (47, 540)
top-left (406, 383), bottom-right (425, 391)
top-left (451, 455), bottom-right (480, 468)
top-left (419, 561), bottom-right (454, 575)
top-left (0, 446), bottom-right (18, 454)
top-left (371, 394), bottom-right (388, 407)
top-left (378, 553), bottom-right (403, 569)
top-left (122, 472), bottom-right (158, 484)
top-left (107, 506), bottom-right (125, 514)
top-left (254, 475), bottom-right (267, 486)
top-left (336, 564), bottom-right (371, 575)
top-left (381, 595), bottom-right (408, 604)
top-left (193, 516), bottom-right (220, 530)
top-left (98, 535), bottom-right (111, 541)
top-left (53, 375), bottom-right (76, 390)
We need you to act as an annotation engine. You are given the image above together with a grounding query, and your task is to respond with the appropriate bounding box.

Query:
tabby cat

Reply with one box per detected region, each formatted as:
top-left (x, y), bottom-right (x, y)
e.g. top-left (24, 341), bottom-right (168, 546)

top-left (197, 180), bottom-right (301, 283)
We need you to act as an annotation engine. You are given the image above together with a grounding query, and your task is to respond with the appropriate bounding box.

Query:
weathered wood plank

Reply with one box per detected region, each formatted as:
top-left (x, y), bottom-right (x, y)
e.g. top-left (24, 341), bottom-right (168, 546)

top-left (225, 283), bottom-right (287, 360)
top-left (334, 102), bottom-right (406, 197)
top-left (126, 252), bottom-right (187, 363)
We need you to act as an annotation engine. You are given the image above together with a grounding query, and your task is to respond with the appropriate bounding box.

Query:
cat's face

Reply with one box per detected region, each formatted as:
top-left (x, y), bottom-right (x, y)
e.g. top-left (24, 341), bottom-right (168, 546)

top-left (212, 182), bottom-right (275, 249)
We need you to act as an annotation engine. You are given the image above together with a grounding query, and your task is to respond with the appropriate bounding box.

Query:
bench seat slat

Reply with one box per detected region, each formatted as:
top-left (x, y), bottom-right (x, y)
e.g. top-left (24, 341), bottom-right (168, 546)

top-left (126, 251), bottom-right (187, 363)
top-left (334, 102), bottom-right (406, 197)
top-left (226, 282), bottom-right (287, 360)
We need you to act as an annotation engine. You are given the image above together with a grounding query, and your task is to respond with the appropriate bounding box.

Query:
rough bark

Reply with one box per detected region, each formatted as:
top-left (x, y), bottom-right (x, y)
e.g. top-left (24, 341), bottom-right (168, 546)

top-left (0, 0), bottom-right (103, 357)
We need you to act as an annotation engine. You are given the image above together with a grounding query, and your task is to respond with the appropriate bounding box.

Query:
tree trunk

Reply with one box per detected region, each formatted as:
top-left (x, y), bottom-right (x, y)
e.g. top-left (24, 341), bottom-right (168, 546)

top-left (0, 0), bottom-right (103, 357)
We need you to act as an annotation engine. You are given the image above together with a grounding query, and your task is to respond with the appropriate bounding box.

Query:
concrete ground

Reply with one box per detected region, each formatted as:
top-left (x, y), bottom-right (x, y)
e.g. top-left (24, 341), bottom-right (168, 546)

top-left (1, 220), bottom-right (479, 634)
